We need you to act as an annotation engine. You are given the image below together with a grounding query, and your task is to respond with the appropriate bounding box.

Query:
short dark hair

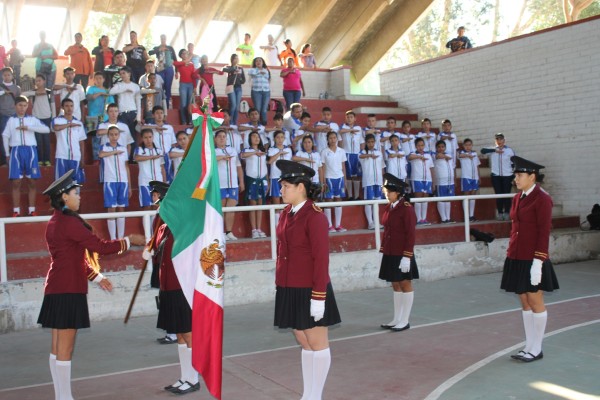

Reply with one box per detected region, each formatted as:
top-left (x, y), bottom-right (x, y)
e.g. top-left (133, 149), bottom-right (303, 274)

top-left (140, 128), bottom-right (153, 136)
top-left (152, 105), bottom-right (164, 114)
top-left (273, 113), bottom-right (283, 120)
top-left (35, 74), bottom-right (46, 81)
top-left (176, 130), bottom-right (188, 138)
top-left (463, 138), bottom-right (473, 144)
top-left (247, 107), bottom-right (258, 115)
top-left (63, 67), bottom-right (76, 74)
top-left (387, 116), bottom-right (396, 122)
top-left (414, 137), bottom-right (424, 145)
top-left (442, 119), bottom-right (452, 125)
top-left (15, 95), bottom-right (28, 105)
top-left (436, 140), bottom-right (446, 148)
top-left (120, 66), bottom-right (132, 74)
top-left (367, 114), bottom-right (376, 118)
top-left (322, 107), bottom-right (332, 113)
top-left (402, 120), bottom-right (411, 127)
top-left (107, 103), bottom-right (119, 111)
top-left (421, 118), bottom-right (431, 123)
top-left (364, 133), bottom-right (375, 142)
top-left (61, 97), bottom-right (74, 107)
top-left (345, 110), bottom-right (355, 117)
top-left (1, 67), bottom-right (13, 75)
top-left (93, 71), bottom-right (104, 78)
top-left (301, 112), bottom-right (311, 119)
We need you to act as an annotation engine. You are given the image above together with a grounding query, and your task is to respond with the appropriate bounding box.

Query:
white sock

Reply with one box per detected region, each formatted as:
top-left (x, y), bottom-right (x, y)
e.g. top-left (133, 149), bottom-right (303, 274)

top-left (395, 291), bottom-right (414, 327)
top-left (414, 203), bottom-right (421, 220)
top-left (49, 354), bottom-right (59, 400)
top-left (167, 333), bottom-right (177, 340)
top-left (353, 180), bottom-right (360, 198)
top-left (421, 203), bottom-right (428, 221)
top-left (107, 219), bottom-right (116, 240)
top-left (324, 208), bottom-right (332, 227)
top-left (13, 207), bottom-right (20, 214)
top-left (522, 310), bottom-right (534, 353)
top-left (530, 310), bottom-right (547, 356)
top-left (437, 202), bottom-right (446, 221)
top-left (177, 344), bottom-right (187, 383)
top-left (117, 217), bottom-right (125, 239)
top-left (469, 199), bottom-right (476, 217)
top-left (185, 347), bottom-right (199, 384)
top-left (345, 180), bottom-right (353, 198)
top-left (335, 207), bottom-right (343, 227)
top-left (55, 360), bottom-right (73, 400)
top-left (300, 349), bottom-right (314, 400)
top-left (29, 206), bottom-right (35, 214)
top-left (364, 205), bottom-right (373, 225)
top-left (310, 348), bottom-right (331, 400)
top-left (445, 202), bottom-right (451, 220)
top-left (386, 292), bottom-right (402, 326)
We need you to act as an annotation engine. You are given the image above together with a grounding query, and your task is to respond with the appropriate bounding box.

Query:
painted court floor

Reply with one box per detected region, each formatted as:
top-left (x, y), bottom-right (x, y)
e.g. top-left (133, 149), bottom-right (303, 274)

top-left (1, 260), bottom-right (599, 399)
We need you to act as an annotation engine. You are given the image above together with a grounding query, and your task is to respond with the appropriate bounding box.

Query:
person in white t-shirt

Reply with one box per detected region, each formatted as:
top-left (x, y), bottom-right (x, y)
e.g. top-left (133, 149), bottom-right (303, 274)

top-left (380, 116), bottom-right (398, 151)
top-left (359, 134), bottom-right (384, 230)
top-left (363, 114), bottom-right (382, 151)
top-left (438, 119), bottom-right (458, 160)
top-left (433, 140), bottom-right (455, 224)
top-left (220, 109), bottom-right (242, 153)
top-left (320, 131), bottom-right (347, 232)
top-left (267, 130), bottom-right (292, 226)
top-left (313, 107), bottom-right (340, 153)
top-left (240, 131), bottom-right (268, 239)
top-left (385, 134), bottom-right (407, 181)
top-left (416, 118), bottom-right (436, 154)
top-left (140, 106), bottom-right (176, 182)
top-left (52, 98), bottom-right (87, 183)
top-left (54, 67), bottom-right (85, 120)
top-left (458, 138), bottom-right (480, 222)
top-left (265, 113), bottom-right (291, 148)
top-left (215, 129), bottom-right (244, 241)
top-left (134, 128), bottom-right (165, 209)
top-left (169, 130), bottom-right (188, 178)
top-left (291, 112), bottom-right (314, 154)
top-left (293, 135), bottom-right (322, 185)
top-left (282, 102), bottom-right (303, 141)
top-left (259, 34), bottom-right (282, 67)
top-left (339, 111), bottom-right (364, 200)
top-left (408, 137), bottom-right (434, 226)
top-left (399, 120), bottom-right (415, 181)
top-left (239, 108), bottom-right (267, 149)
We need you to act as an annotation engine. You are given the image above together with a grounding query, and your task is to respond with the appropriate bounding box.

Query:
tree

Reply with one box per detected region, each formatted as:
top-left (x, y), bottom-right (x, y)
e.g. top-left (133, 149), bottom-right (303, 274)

top-left (563, 0), bottom-right (596, 22)
top-left (82, 13), bottom-right (126, 51)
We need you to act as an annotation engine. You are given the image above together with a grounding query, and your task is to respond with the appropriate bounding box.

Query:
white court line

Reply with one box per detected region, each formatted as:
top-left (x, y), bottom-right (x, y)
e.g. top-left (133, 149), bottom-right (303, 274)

top-left (1, 293), bottom-right (599, 393)
top-left (423, 319), bottom-right (600, 400)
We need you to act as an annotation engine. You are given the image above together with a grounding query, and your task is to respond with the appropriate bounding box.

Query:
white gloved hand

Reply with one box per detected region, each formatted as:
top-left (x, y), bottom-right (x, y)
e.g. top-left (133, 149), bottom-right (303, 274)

top-left (310, 299), bottom-right (325, 322)
top-left (400, 257), bottom-right (411, 273)
top-left (530, 258), bottom-right (543, 286)
top-left (142, 248), bottom-right (154, 260)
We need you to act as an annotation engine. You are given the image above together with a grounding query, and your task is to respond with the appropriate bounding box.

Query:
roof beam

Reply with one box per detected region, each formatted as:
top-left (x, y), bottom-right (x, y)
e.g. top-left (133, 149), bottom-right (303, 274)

top-left (236, 0), bottom-right (283, 41)
top-left (181, 0), bottom-right (223, 47)
top-left (4, 0), bottom-right (25, 40)
top-left (69, 0), bottom-right (95, 36)
top-left (127, 0), bottom-right (161, 40)
top-left (317, 0), bottom-right (388, 69)
top-left (283, 0), bottom-right (338, 50)
top-left (351, 0), bottom-right (434, 81)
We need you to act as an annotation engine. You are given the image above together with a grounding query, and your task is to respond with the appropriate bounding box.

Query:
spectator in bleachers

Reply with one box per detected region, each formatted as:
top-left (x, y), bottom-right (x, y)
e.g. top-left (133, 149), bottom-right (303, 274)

top-left (266, 113), bottom-right (291, 147)
top-left (104, 50), bottom-right (126, 88)
top-left (7, 40), bottom-right (25, 86)
top-left (293, 135), bottom-right (322, 190)
top-left (279, 39), bottom-right (299, 67)
top-left (0, 44), bottom-right (5, 69)
top-left (384, 134), bottom-right (407, 184)
top-left (86, 72), bottom-right (112, 162)
top-left (109, 66), bottom-right (141, 161)
top-left (280, 57), bottom-right (305, 112)
top-left (220, 109), bottom-right (242, 153)
top-left (416, 118), bottom-right (436, 154)
top-left (32, 31), bottom-right (58, 89)
top-left (215, 129), bottom-right (244, 241)
top-left (54, 67), bottom-right (86, 121)
top-left (188, 43), bottom-right (200, 70)
top-left (399, 120), bottom-right (416, 157)
top-left (267, 130), bottom-right (292, 224)
top-left (239, 107), bottom-right (267, 149)
top-left (380, 116), bottom-right (398, 151)
top-left (169, 130), bottom-right (188, 177)
top-left (222, 54), bottom-right (246, 125)
top-left (438, 119), bottom-right (458, 159)
top-left (173, 49), bottom-right (197, 125)
top-left (313, 107), bottom-right (340, 152)
top-left (291, 111), bottom-right (313, 153)
top-left (283, 102), bottom-right (303, 140)
top-left (92, 36), bottom-right (115, 87)
top-left (52, 98), bottom-right (87, 184)
top-left (248, 57), bottom-right (271, 126)
top-left (457, 138), bottom-right (480, 222)
top-left (22, 74), bottom-right (55, 167)
top-left (140, 73), bottom-right (163, 124)
top-left (446, 26), bottom-right (473, 53)
top-left (2, 95), bottom-right (49, 217)
top-left (96, 104), bottom-right (134, 173)
top-left (141, 105), bottom-right (177, 182)
top-left (260, 34), bottom-right (282, 67)
top-left (240, 130), bottom-right (268, 239)
top-left (64, 33), bottom-right (94, 90)
top-left (99, 125), bottom-right (131, 239)
top-left (148, 35), bottom-right (176, 107)
top-left (299, 43), bottom-right (317, 69)
top-left (408, 137), bottom-right (434, 226)
top-left (433, 140), bottom-right (455, 224)
top-left (0, 67), bottom-right (21, 165)
top-left (134, 128), bottom-right (165, 210)
top-left (139, 60), bottom-right (165, 101)
top-left (364, 114), bottom-right (382, 150)
top-left (123, 31), bottom-right (149, 83)
top-left (482, 132), bottom-right (515, 221)
top-left (236, 33), bottom-right (255, 66)
top-left (198, 55), bottom-right (222, 112)
top-left (321, 130), bottom-right (347, 232)
top-left (359, 134), bottom-right (384, 229)
top-left (339, 110), bottom-right (364, 201)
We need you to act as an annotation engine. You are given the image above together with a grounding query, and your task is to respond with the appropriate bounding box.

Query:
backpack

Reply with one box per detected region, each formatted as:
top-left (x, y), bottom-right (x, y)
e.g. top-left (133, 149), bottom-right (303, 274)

top-left (269, 98), bottom-right (284, 113)
top-left (586, 204), bottom-right (600, 230)
top-left (239, 100), bottom-right (250, 114)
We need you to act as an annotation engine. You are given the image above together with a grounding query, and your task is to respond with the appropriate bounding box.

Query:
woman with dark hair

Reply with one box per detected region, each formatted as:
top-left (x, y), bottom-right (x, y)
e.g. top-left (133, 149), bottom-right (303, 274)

top-left (248, 57), bottom-right (271, 125)
top-left (37, 170), bottom-right (145, 399)
top-left (222, 54), bottom-right (246, 125)
top-left (149, 34), bottom-right (177, 107)
top-left (279, 39), bottom-right (299, 67)
top-left (240, 130), bottom-right (268, 239)
top-left (173, 49), bottom-right (197, 125)
top-left (274, 159), bottom-right (341, 400)
top-left (198, 55), bottom-right (223, 112)
top-left (299, 43), bottom-right (316, 69)
top-left (501, 156), bottom-right (559, 363)
top-left (379, 173), bottom-right (418, 332)
top-left (280, 57), bottom-right (305, 111)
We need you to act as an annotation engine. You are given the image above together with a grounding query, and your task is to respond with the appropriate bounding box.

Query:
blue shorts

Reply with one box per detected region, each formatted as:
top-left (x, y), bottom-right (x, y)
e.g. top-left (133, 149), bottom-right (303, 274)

top-left (406, 163), bottom-right (412, 179)
top-left (104, 182), bottom-right (129, 208)
top-left (269, 178), bottom-right (281, 198)
top-left (244, 176), bottom-right (267, 202)
top-left (363, 185), bottom-right (383, 200)
top-left (437, 184), bottom-right (455, 197)
top-left (324, 177), bottom-right (345, 199)
top-left (412, 180), bottom-right (432, 194)
top-left (139, 185), bottom-right (153, 207)
top-left (220, 187), bottom-right (239, 201)
top-left (9, 146), bottom-right (40, 179)
top-left (55, 158), bottom-right (85, 183)
top-left (164, 154), bottom-right (173, 183)
top-left (461, 178), bottom-right (479, 192)
top-left (345, 153), bottom-right (362, 178)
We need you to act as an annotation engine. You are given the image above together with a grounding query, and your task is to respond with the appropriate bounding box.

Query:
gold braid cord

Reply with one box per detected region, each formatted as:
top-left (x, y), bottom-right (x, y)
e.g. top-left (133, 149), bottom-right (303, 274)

top-left (85, 250), bottom-right (101, 280)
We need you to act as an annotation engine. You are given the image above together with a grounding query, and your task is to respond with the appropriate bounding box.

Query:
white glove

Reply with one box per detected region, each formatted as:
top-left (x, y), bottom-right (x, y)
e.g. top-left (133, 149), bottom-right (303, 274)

top-left (400, 257), bottom-right (411, 273)
top-left (310, 299), bottom-right (325, 322)
top-left (530, 258), bottom-right (543, 286)
top-left (142, 248), bottom-right (154, 260)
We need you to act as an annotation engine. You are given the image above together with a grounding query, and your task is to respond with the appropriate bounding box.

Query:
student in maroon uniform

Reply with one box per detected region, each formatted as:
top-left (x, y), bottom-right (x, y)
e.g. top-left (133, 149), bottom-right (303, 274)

top-left (379, 173), bottom-right (419, 332)
top-left (274, 160), bottom-right (341, 400)
top-left (37, 170), bottom-right (145, 400)
top-left (501, 156), bottom-right (559, 363)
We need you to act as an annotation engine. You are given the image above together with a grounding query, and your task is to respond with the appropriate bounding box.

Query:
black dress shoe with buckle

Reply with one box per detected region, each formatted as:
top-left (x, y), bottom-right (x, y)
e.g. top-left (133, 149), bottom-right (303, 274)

top-left (391, 323), bottom-right (410, 332)
top-left (173, 381), bottom-right (200, 395)
top-left (510, 350), bottom-right (527, 360)
top-left (519, 351), bottom-right (543, 363)
top-left (164, 380), bottom-right (184, 392)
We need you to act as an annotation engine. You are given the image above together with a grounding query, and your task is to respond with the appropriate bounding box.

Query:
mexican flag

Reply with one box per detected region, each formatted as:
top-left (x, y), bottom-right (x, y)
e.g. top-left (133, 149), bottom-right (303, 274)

top-left (159, 111), bottom-right (225, 399)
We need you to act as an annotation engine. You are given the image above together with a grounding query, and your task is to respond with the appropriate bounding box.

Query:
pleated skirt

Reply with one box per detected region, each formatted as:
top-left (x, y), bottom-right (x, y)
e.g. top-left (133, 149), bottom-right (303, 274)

top-left (500, 258), bottom-right (560, 294)
top-left (38, 293), bottom-right (90, 329)
top-left (157, 289), bottom-right (192, 333)
top-left (274, 283), bottom-right (342, 330)
top-left (378, 255), bottom-right (419, 282)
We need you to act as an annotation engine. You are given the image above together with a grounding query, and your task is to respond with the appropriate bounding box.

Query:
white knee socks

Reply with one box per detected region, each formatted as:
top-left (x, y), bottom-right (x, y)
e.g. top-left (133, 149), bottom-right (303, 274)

top-left (117, 217), bottom-right (125, 239)
top-left (107, 219), bottom-right (116, 240)
top-left (324, 208), bottom-right (332, 227)
top-left (416, 203), bottom-right (428, 221)
top-left (310, 348), bottom-right (331, 400)
top-left (394, 291), bottom-right (414, 328)
top-left (55, 360), bottom-right (73, 400)
top-left (335, 207), bottom-right (343, 227)
top-left (177, 344), bottom-right (187, 384)
top-left (364, 205), bottom-right (373, 225)
top-left (469, 199), bottom-right (476, 217)
top-left (385, 292), bottom-right (403, 326)
top-left (345, 180), bottom-right (353, 198)
top-left (182, 347), bottom-right (199, 385)
top-left (530, 310), bottom-right (547, 356)
top-left (445, 203), bottom-right (451, 220)
top-left (49, 353), bottom-right (59, 400)
top-left (300, 349), bottom-right (314, 400)
top-left (353, 181), bottom-right (360, 198)
top-left (521, 310), bottom-right (534, 353)
top-left (437, 202), bottom-right (447, 221)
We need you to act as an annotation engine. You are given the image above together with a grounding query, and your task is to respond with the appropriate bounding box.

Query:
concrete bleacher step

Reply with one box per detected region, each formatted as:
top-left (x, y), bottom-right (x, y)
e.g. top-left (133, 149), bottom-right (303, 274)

top-left (353, 106), bottom-right (411, 115)
top-left (336, 94), bottom-right (393, 102)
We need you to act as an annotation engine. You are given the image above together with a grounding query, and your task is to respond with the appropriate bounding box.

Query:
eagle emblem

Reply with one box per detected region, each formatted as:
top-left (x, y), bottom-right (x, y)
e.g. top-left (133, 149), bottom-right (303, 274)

top-left (200, 239), bottom-right (225, 288)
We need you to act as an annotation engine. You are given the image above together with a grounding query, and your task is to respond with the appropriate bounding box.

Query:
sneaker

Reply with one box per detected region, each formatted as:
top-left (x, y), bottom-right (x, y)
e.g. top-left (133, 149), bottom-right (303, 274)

top-left (12, 212), bottom-right (20, 218)
top-left (502, 213), bottom-right (509, 221)
top-left (335, 226), bottom-right (347, 232)
top-left (44, 161), bottom-right (51, 167)
top-left (422, 220), bottom-right (432, 226)
top-left (251, 230), bottom-right (260, 239)
top-left (156, 335), bottom-right (177, 344)
top-left (469, 216), bottom-right (477, 222)
top-left (367, 223), bottom-right (375, 230)
top-left (328, 226), bottom-right (336, 233)
top-left (225, 232), bottom-right (238, 241)
top-left (496, 213), bottom-right (504, 221)
top-left (447, 219), bottom-right (456, 224)
top-left (258, 230), bottom-right (267, 238)
top-left (416, 220), bottom-right (424, 226)
top-left (38, 161), bottom-right (44, 166)
top-left (29, 211), bottom-right (38, 217)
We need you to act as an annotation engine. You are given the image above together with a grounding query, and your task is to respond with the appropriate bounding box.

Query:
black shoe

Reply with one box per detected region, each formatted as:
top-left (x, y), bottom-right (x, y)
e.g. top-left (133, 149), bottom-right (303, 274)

top-left (173, 381), bottom-right (200, 395)
top-left (380, 323), bottom-right (395, 329)
top-left (510, 350), bottom-right (527, 360)
top-left (157, 335), bottom-right (177, 344)
top-left (164, 380), bottom-right (184, 392)
top-left (391, 323), bottom-right (410, 332)
top-left (519, 351), bottom-right (543, 362)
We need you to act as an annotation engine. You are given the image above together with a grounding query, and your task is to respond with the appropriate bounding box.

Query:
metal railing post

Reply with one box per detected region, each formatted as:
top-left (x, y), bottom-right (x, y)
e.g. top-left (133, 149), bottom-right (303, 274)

top-left (373, 202), bottom-right (381, 250)
top-left (0, 221), bottom-right (6, 283)
top-left (142, 213), bottom-right (151, 242)
top-left (463, 198), bottom-right (470, 242)
top-left (269, 208), bottom-right (277, 260)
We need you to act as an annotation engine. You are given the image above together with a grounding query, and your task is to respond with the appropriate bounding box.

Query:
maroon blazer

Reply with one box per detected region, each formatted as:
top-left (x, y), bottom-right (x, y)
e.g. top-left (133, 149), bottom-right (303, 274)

top-left (44, 210), bottom-right (127, 295)
top-left (152, 224), bottom-right (181, 291)
top-left (507, 185), bottom-right (553, 262)
top-left (276, 200), bottom-right (330, 300)
top-left (380, 199), bottom-right (416, 258)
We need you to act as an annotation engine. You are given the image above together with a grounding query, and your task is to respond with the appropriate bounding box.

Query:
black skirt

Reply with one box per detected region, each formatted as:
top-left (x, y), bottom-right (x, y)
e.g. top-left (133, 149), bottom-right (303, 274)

top-left (500, 258), bottom-right (560, 294)
top-left (274, 283), bottom-right (342, 330)
top-left (379, 255), bottom-right (419, 282)
top-left (37, 293), bottom-right (90, 329)
top-left (157, 289), bottom-right (192, 333)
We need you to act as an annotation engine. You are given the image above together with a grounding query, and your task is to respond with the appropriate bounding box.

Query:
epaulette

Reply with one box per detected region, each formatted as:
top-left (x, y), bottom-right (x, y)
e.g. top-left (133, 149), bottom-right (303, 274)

top-left (312, 204), bottom-right (323, 213)
top-left (403, 201), bottom-right (411, 207)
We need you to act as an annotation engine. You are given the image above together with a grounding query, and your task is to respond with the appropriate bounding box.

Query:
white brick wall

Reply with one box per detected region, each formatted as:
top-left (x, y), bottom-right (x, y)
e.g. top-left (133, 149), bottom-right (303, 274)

top-left (380, 18), bottom-right (600, 219)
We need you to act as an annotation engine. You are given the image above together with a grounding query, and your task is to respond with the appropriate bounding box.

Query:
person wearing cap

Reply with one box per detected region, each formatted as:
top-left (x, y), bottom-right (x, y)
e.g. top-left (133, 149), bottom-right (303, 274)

top-left (500, 156), bottom-right (559, 362)
top-left (481, 133), bottom-right (516, 220)
top-left (379, 173), bottom-right (418, 332)
top-left (37, 170), bottom-right (145, 400)
top-left (274, 159), bottom-right (341, 400)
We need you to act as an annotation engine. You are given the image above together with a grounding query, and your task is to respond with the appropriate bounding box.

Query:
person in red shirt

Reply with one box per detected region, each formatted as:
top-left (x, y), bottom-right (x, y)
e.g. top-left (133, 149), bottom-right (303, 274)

top-left (173, 49), bottom-right (198, 125)
top-left (37, 170), bottom-right (145, 400)
top-left (274, 160), bottom-right (341, 400)
top-left (197, 55), bottom-right (223, 112)
top-left (501, 156), bottom-right (559, 363)
top-left (379, 173), bottom-right (419, 332)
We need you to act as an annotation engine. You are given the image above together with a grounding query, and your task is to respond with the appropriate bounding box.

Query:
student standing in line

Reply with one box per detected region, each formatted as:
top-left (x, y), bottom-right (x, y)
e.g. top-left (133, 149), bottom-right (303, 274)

top-left (433, 140), bottom-right (455, 224)
top-left (358, 134), bottom-right (384, 230)
top-left (320, 131), bottom-right (347, 232)
top-left (457, 138), bottom-right (481, 221)
top-left (482, 132), bottom-right (516, 221)
top-left (52, 98), bottom-right (87, 183)
top-left (408, 137), bottom-right (434, 226)
top-left (134, 128), bottom-right (165, 210)
top-left (339, 111), bottom-right (364, 202)
top-left (267, 130), bottom-right (293, 226)
top-left (240, 131), bottom-right (268, 239)
top-left (215, 129), bottom-right (244, 241)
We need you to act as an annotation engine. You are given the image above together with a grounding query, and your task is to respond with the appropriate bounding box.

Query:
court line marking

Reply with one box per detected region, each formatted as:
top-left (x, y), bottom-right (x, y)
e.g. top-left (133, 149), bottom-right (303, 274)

top-left (1, 293), bottom-right (598, 393)
top-left (423, 318), bottom-right (600, 400)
